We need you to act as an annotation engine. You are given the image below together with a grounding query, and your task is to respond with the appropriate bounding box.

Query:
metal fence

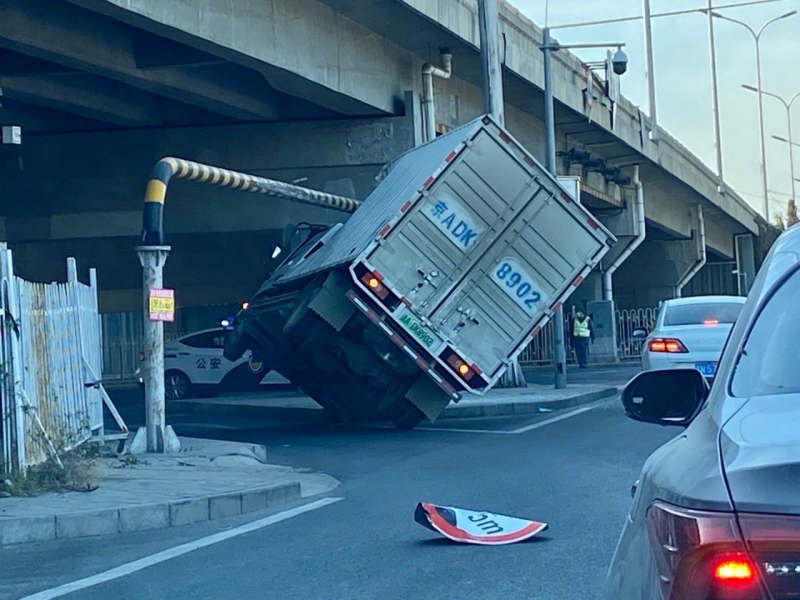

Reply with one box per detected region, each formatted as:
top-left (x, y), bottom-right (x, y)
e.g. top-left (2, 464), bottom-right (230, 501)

top-left (616, 307), bottom-right (659, 362)
top-left (518, 306), bottom-right (657, 367)
top-left (0, 247), bottom-right (125, 473)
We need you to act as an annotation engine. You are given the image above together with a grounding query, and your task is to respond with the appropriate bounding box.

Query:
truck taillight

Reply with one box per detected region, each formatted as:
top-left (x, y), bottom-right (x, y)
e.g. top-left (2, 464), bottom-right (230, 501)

top-left (649, 338), bottom-right (689, 353)
top-left (444, 352), bottom-right (476, 382)
top-left (647, 501), bottom-right (766, 600)
top-left (361, 272), bottom-right (390, 300)
top-left (354, 265), bottom-right (402, 310)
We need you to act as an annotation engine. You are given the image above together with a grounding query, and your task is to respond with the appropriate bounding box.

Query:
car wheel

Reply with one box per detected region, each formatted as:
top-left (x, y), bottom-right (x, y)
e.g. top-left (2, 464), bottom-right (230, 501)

top-left (165, 371), bottom-right (191, 400)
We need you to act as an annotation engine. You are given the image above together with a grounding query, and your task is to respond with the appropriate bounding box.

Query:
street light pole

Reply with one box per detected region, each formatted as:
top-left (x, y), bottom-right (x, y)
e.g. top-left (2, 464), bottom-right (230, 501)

top-left (706, 0), bottom-right (725, 190)
top-left (642, 0), bottom-right (658, 141)
top-left (746, 88), bottom-right (799, 205)
top-left (709, 9), bottom-right (797, 221)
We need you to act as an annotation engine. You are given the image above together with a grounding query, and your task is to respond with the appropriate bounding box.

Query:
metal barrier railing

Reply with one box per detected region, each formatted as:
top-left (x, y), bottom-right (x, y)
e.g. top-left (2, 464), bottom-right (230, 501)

top-left (518, 306), bottom-right (657, 367)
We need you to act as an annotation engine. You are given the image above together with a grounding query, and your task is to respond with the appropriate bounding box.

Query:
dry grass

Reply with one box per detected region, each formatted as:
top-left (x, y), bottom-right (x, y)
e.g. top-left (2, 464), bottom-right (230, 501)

top-left (1, 443), bottom-right (100, 497)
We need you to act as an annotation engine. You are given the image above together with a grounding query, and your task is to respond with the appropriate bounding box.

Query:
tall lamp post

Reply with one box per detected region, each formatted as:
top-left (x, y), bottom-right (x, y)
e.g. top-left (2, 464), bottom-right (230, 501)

top-left (547, 0), bottom-right (784, 190)
top-left (745, 87), bottom-right (800, 204)
top-left (541, 29), bottom-right (627, 389)
top-left (707, 9), bottom-right (797, 221)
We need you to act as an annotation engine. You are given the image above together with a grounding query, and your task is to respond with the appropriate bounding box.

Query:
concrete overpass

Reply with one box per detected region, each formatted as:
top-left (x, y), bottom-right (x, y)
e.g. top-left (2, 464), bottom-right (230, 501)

top-left (0, 0), bottom-right (763, 349)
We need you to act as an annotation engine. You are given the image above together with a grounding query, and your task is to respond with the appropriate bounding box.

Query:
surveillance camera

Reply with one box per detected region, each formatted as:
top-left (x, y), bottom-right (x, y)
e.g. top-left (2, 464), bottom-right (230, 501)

top-left (612, 48), bottom-right (628, 76)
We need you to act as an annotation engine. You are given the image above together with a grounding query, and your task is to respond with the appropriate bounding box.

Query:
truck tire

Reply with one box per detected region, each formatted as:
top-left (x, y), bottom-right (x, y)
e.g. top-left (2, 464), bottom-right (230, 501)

top-left (224, 327), bottom-right (253, 362)
top-left (392, 403), bottom-right (426, 430)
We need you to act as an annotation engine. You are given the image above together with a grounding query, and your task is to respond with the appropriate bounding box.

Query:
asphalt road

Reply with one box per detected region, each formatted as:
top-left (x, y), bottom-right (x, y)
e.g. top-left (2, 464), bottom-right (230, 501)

top-left (2, 391), bottom-right (677, 600)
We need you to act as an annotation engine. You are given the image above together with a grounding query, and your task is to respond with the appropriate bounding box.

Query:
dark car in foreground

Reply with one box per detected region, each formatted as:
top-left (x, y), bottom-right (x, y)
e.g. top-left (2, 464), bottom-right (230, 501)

top-left (607, 225), bottom-right (800, 600)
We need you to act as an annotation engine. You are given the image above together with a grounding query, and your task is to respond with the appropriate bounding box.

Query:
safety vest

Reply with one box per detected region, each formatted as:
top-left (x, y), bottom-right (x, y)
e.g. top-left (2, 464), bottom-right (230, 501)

top-left (574, 317), bottom-right (591, 338)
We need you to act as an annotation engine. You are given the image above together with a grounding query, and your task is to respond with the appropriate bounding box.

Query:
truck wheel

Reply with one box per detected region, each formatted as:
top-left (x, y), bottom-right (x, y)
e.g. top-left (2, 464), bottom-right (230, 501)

top-left (224, 328), bottom-right (253, 362)
top-left (393, 403), bottom-right (426, 430)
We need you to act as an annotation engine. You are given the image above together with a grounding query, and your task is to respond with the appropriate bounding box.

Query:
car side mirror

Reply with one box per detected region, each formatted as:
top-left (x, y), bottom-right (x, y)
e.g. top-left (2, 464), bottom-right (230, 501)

top-left (632, 328), bottom-right (648, 339)
top-left (621, 369), bottom-right (709, 427)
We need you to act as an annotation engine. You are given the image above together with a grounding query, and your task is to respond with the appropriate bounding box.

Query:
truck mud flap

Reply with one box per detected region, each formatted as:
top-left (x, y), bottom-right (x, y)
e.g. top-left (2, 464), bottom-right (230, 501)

top-left (308, 271), bottom-right (357, 332)
top-left (405, 375), bottom-right (452, 423)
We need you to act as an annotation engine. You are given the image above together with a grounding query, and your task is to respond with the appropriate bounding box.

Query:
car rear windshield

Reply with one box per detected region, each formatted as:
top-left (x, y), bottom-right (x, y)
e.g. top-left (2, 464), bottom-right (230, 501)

top-left (732, 270), bottom-right (800, 397)
top-left (664, 302), bottom-right (743, 326)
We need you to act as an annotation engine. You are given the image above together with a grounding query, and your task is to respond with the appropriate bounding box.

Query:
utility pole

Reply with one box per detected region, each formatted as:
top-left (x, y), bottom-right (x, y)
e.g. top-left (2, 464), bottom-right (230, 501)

top-left (478, 0), bottom-right (505, 126)
top-left (136, 245), bottom-right (171, 452)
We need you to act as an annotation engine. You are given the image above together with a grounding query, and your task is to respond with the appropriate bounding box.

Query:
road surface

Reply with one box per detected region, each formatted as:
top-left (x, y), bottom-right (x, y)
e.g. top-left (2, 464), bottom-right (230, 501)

top-left (2, 390), bottom-right (676, 600)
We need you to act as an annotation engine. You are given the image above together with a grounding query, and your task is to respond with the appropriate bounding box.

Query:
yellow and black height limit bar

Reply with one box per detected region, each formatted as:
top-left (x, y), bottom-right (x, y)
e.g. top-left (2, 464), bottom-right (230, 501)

top-left (141, 157), bottom-right (362, 245)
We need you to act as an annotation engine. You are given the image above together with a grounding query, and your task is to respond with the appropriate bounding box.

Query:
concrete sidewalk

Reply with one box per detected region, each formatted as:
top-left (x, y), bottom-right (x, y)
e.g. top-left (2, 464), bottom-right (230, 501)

top-left (0, 437), bottom-right (339, 547)
top-left (171, 384), bottom-right (619, 422)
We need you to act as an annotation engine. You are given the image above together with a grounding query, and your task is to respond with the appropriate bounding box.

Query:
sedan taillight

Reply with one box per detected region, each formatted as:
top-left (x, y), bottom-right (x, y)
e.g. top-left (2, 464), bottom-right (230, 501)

top-left (646, 501), bottom-right (764, 600)
top-left (648, 337), bottom-right (690, 353)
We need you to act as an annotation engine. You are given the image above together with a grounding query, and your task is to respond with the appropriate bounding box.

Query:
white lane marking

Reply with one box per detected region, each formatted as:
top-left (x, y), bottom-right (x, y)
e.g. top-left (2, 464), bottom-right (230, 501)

top-left (359, 402), bottom-right (606, 435)
top-left (506, 404), bottom-right (601, 434)
top-left (22, 497), bottom-right (344, 600)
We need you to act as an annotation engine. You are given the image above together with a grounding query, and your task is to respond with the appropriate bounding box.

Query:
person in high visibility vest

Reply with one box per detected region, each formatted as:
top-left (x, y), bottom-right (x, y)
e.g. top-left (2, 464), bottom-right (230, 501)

top-left (572, 308), bottom-right (595, 369)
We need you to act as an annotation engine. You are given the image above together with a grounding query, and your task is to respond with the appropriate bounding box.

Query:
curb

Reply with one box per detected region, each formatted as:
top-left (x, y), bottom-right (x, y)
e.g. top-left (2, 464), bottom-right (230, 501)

top-left (0, 481), bottom-right (302, 547)
top-left (438, 386), bottom-right (619, 419)
top-left (172, 387), bottom-right (619, 423)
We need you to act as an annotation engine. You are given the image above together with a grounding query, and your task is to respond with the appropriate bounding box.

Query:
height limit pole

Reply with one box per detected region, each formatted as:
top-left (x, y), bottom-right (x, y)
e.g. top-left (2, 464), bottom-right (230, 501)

top-left (136, 245), bottom-right (171, 452)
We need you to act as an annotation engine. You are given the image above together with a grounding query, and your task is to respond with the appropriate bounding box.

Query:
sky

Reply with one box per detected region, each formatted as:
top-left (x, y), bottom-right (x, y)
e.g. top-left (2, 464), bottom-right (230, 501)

top-left (509, 0), bottom-right (800, 218)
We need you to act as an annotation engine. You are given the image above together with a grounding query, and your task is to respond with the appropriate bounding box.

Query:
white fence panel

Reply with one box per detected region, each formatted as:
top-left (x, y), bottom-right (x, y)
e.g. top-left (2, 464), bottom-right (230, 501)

top-left (0, 245), bottom-right (118, 474)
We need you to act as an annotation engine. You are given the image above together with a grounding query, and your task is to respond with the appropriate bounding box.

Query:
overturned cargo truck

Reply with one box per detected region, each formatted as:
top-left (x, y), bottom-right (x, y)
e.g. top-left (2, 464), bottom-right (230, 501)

top-left (225, 115), bottom-right (616, 429)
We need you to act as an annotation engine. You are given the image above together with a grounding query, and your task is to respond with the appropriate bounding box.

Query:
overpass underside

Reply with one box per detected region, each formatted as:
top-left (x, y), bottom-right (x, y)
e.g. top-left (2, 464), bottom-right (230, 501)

top-left (0, 0), bottom-right (760, 344)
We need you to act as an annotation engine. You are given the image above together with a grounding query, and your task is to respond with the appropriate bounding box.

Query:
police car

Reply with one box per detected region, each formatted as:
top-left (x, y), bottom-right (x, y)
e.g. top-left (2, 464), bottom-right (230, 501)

top-left (145, 327), bottom-right (289, 400)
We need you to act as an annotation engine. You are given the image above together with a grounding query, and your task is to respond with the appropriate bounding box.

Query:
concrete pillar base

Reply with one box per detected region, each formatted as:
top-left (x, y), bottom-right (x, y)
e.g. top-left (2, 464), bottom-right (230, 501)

top-left (125, 426), bottom-right (181, 454)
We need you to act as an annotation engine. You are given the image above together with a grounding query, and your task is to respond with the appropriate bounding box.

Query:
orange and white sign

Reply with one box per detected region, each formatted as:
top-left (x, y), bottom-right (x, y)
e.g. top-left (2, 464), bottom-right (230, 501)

top-left (415, 502), bottom-right (548, 545)
top-left (149, 288), bottom-right (175, 322)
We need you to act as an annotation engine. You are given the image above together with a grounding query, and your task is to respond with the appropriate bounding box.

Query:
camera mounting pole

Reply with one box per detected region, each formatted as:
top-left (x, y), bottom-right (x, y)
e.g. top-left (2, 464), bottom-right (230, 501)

top-left (540, 28), bottom-right (627, 390)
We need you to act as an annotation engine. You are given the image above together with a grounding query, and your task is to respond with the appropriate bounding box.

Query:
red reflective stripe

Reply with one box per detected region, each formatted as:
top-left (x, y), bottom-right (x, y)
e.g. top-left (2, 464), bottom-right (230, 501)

top-left (379, 224), bottom-right (391, 237)
top-left (560, 191), bottom-right (574, 203)
top-left (552, 302), bottom-right (562, 312)
top-left (499, 131), bottom-right (512, 144)
top-left (587, 218), bottom-right (600, 230)
top-left (523, 155), bottom-right (535, 167)
top-left (400, 200), bottom-right (412, 213)
top-left (573, 276), bottom-right (584, 287)
top-left (401, 297), bottom-right (412, 308)
top-left (423, 176), bottom-right (435, 189)
top-left (445, 151), bottom-right (457, 163)
top-left (531, 326), bottom-right (542, 337)
top-left (415, 356), bottom-right (430, 371)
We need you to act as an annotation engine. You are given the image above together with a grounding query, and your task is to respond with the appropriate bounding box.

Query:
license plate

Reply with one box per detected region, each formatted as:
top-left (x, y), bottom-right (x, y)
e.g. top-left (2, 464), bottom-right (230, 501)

top-left (397, 310), bottom-right (440, 350)
top-left (695, 362), bottom-right (717, 376)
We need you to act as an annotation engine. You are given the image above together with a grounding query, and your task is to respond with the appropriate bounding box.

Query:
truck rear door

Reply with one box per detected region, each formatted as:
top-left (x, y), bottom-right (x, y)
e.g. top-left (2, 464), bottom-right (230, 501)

top-left (367, 129), bottom-right (534, 312)
top-left (429, 188), bottom-right (604, 375)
